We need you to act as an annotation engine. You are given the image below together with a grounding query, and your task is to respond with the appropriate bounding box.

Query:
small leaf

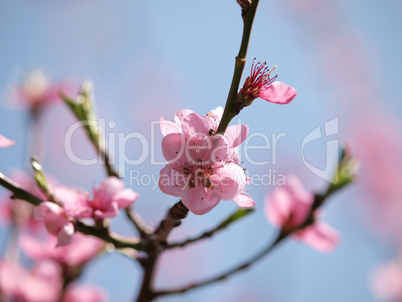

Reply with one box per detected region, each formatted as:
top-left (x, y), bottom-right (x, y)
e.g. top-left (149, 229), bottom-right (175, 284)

top-left (217, 207), bottom-right (254, 231)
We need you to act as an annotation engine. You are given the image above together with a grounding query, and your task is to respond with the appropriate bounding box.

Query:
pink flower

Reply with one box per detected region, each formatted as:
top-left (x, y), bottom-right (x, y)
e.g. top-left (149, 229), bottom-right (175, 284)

top-left (34, 202), bottom-right (75, 247)
top-left (265, 175), bottom-right (339, 252)
top-left (7, 70), bottom-right (72, 110)
top-left (159, 109), bottom-right (254, 215)
top-left (87, 177), bottom-right (139, 219)
top-left (54, 186), bottom-right (93, 219)
top-left (20, 233), bottom-right (104, 266)
top-left (0, 259), bottom-right (62, 302)
top-left (239, 59), bottom-right (297, 105)
top-left (370, 261), bottom-right (402, 301)
top-left (0, 134), bottom-right (15, 147)
top-left (160, 107), bottom-right (248, 148)
top-left (62, 284), bottom-right (108, 302)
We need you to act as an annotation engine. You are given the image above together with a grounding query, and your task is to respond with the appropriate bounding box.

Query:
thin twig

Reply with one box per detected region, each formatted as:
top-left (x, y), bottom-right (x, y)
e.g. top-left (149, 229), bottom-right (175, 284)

top-left (166, 208), bottom-right (254, 249)
top-left (0, 172), bottom-right (144, 251)
top-left (216, 0), bottom-right (260, 134)
top-left (124, 207), bottom-right (154, 238)
top-left (75, 221), bottom-right (143, 250)
top-left (0, 172), bottom-right (42, 206)
top-left (135, 201), bottom-right (189, 302)
top-left (155, 231), bottom-right (287, 297)
top-left (154, 180), bottom-right (350, 297)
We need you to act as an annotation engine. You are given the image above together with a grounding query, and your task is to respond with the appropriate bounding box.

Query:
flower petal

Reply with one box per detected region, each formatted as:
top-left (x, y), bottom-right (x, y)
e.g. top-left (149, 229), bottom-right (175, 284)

top-left (158, 164), bottom-right (188, 197)
top-left (113, 189), bottom-right (139, 209)
top-left (0, 135), bottom-right (15, 148)
top-left (259, 81), bottom-right (297, 104)
top-left (233, 192), bottom-right (255, 208)
top-left (19, 235), bottom-right (47, 260)
top-left (160, 117), bottom-right (182, 136)
top-left (34, 202), bottom-right (63, 219)
top-left (207, 135), bottom-right (230, 164)
top-left (264, 188), bottom-right (293, 228)
top-left (54, 186), bottom-right (92, 218)
top-left (210, 106), bottom-right (224, 120)
top-left (295, 222), bottom-right (340, 252)
top-left (210, 163), bottom-right (246, 200)
top-left (225, 125), bottom-right (249, 148)
top-left (182, 186), bottom-right (221, 215)
top-left (161, 133), bottom-right (186, 163)
top-left (182, 112), bottom-right (211, 136)
top-left (174, 109), bottom-right (194, 125)
top-left (63, 284), bottom-right (108, 302)
top-left (56, 222), bottom-right (75, 247)
top-left (93, 177), bottom-right (124, 208)
top-left (93, 202), bottom-right (119, 219)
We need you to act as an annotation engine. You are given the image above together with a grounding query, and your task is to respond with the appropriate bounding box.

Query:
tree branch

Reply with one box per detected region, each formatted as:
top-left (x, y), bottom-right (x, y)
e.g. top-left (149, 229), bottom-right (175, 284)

top-left (166, 208), bottom-right (254, 249)
top-left (156, 231), bottom-right (287, 297)
top-left (124, 207), bottom-right (154, 238)
top-left (135, 201), bottom-right (189, 302)
top-left (216, 0), bottom-right (260, 134)
top-left (0, 172), bottom-right (144, 251)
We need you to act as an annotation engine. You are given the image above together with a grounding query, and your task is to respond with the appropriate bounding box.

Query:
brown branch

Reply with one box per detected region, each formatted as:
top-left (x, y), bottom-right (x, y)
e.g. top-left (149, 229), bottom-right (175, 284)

top-left (0, 172), bottom-right (42, 206)
top-left (154, 201), bottom-right (189, 244)
top-left (124, 207), bottom-right (154, 238)
top-left (166, 208), bottom-right (254, 249)
top-left (155, 232), bottom-right (287, 297)
top-left (135, 201), bottom-right (189, 302)
top-left (0, 171), bottom-right (144, 251)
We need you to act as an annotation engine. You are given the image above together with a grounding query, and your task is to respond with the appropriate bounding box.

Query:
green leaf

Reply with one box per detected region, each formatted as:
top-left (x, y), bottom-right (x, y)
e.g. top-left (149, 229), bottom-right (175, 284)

top-left (216, 207), bottom-right (254, 231)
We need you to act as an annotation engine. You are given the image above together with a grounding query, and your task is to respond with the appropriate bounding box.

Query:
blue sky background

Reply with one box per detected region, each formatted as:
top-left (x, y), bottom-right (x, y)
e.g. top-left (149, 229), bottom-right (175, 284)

top-left (1, 0), bottom-right (402, 301)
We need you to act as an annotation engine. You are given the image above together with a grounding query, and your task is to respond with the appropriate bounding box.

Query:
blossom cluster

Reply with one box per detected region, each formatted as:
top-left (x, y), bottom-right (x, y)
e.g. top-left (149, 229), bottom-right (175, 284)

top-left (159, 107), bottom-right (255, 215)
top-left (36, 177), bottom-right (139, 246)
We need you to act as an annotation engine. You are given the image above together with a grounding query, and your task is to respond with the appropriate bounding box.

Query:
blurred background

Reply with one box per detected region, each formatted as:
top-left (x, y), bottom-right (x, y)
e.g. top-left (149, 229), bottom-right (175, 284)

top-left (1, 0), bottom-right (402, 301)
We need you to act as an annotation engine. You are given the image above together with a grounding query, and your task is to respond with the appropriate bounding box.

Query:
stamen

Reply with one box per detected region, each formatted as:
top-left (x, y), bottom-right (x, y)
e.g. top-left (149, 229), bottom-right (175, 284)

top-left (267, 65), bottom-right (277, 77)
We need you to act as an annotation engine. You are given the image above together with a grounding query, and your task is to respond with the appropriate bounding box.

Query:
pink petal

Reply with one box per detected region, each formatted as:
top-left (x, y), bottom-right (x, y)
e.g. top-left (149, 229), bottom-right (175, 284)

top-left (93, 202), bottom-right (119, 219)
top-left (225, 125), bottom-right (249, 148)
top-left (371, 261), bottom-right (402, 301)
top-left (259, 81), bottom-right (297, 104)
top-left (210, 163), bottom-right (246, 200)
top-left (113, 189), bottom-right (139, 209)
top-left (295, 222), bottom-right (340, 252)
top-left (54, 186), bottom-right (92, 218)
top-left (59, 234), bottom-right (104, 266)
top-left (183, 134), bottom-right (229, 166)
top-left (0, 260), bottom-right (26, 297)
top-left (207, 134), bottom-right (230, 164)
top-left (93, 177), bottom-right (124, 208)
top-left (56, 222), bottom-right (75, 247)
top-left (182, 112), bottom-right (211, 136)
top-left (161, 133), bottom-right (186, 163)
top-left (265, 175), bottom-right (313, 228)
top-left (32, 260), bottom-right (62, 283)
top-left (210, 106), bottom-right (224, 120)
top-left (286, 175), bottom-right (314, 205)
top-left (233, 192), bottom-right (255, 208)
top-left (158, 164), bottom-right (188, 197)
top-left (63, 284), bottom-right (108, 302)
top-left (160, 117), bottom-right (182, 136)
top-left (0, 135), bottom-right (15, 148)
top-left (174, 109), bottom-right (194, 124)
top-left (265, 188), bottom-right (294, 228)
top-left (182, 186), bottom-right (221, 215)
top-left (20, 235), bottom-right (47, 260)
top-left (24, 261), bottom-right (62, 302)
top-left (34, 202), bottom-right (63, 219)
